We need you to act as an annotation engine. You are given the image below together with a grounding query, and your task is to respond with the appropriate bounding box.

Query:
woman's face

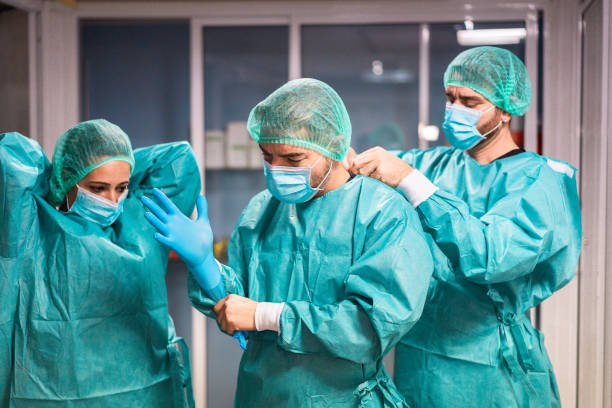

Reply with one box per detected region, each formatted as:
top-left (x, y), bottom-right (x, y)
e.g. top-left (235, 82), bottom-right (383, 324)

top-left (66, 160), bottom-right (131, 207)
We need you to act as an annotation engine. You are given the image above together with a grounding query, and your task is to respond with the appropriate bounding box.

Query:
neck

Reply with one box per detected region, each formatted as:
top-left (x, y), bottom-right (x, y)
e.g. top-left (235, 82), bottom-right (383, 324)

top-left (468, 124), bottom-right (518, 164)
top-left (317, 164), bottom-right (350, 196)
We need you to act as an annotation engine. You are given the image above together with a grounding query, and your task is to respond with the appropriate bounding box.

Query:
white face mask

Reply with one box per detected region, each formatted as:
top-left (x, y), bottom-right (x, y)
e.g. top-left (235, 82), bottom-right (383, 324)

top-left (67, 184), bottom-right (128, 226)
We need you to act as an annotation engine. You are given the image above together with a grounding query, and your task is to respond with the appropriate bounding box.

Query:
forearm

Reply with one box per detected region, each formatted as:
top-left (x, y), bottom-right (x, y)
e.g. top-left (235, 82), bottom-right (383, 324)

top-left (188, 262), bottom-right (246, 317)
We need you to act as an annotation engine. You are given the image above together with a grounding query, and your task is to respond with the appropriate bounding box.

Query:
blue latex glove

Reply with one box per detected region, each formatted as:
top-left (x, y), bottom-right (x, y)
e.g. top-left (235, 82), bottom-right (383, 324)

top-left (142, 188), bottom-right (248, 350)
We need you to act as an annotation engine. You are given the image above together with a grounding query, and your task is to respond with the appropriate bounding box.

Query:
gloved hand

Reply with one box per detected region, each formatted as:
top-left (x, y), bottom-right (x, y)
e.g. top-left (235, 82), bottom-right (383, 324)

top-left (142, 188), bottom-right (220, 288)
top-left (142, 188), bottom-right (248, 350)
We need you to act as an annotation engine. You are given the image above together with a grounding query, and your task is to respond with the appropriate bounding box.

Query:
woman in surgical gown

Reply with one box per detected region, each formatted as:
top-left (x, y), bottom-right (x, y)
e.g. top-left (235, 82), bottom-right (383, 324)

top-left (0, 119), bottom-right (199, 407)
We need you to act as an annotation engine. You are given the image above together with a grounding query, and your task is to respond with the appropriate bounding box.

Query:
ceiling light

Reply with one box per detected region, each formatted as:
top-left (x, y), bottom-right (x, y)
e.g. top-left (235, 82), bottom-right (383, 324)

top-left (457, 28), bottom-right (526, 46)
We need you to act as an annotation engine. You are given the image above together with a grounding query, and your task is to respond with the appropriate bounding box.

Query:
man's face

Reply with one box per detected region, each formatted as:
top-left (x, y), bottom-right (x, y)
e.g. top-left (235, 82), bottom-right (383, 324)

top-left (445, 85), bottom-right (509, 137)
top-left (260, 143), bottom-right (333, 188)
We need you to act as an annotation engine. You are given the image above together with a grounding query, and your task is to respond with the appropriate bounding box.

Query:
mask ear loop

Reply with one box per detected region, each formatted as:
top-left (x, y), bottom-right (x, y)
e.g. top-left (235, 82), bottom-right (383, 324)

top-left (481, 120), bottom-right (503, 137)
top-left (310, 134), bottom-right (341, 191)
top-left (314, 159), bottom-right (334, 191)
top-left (479, 105), bottom-right (504, 138)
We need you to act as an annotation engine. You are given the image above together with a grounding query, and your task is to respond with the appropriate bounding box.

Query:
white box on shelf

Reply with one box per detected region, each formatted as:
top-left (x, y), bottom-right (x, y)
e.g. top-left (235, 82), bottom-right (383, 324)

top-left (226, 121), bottom-right (249, 168)
top-left (249, 140), bottom-right (263, 169)
top-left (205, 130), bottom-right (225, 169)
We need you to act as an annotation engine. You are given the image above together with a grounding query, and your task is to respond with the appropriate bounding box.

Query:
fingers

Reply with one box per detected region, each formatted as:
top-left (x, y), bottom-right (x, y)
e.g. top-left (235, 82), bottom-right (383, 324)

top-left (152, 188), bottom-right (178, 214)
top-left (355, 160), bottom-right (379, 177)
top-left (141, 196), bottom-right (168, 222)
top-left (359, 146), bottom-right (384, 156)
top-left (213, 296), bottom-right (227, 315)
top-left (342, 147), bottom-right (356, 170)
top-left (154, 232), bottom-right (173, 247)
top-left (350, 151), bottom-right (378, 173)
top-left (214, 298), bottom-right (236, 335)
top-left (195, 194), bottom-right (209, 222)
top-left (144, 211), bottom-right (169, 236)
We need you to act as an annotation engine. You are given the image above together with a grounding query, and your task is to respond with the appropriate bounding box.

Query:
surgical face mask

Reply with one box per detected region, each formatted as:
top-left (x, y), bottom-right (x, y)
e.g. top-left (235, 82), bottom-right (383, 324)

top-left (264, 155), bottom-right (333, 204)
top-left (442, 103), bottom-right (502, 150)
top-left (67, 184), bottom-right (127, 227)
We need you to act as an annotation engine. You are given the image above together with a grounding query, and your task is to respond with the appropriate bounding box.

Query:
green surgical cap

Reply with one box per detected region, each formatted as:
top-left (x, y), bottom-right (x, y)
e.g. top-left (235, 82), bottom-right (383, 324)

top-left (443, 46), bottom-right (532, 116)
top-left (47, 119), bottom-right (135, 206)
top-left (247, 78), bottom-right (352, 161)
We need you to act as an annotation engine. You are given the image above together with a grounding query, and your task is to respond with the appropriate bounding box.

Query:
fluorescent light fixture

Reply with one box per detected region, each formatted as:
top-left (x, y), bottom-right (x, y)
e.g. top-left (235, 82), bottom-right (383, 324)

top-left (457, 28), bottom-right (526, 46)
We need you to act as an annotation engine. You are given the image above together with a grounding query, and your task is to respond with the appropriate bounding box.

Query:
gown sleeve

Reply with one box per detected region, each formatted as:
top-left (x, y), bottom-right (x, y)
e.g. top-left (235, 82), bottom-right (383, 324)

top-left (414, 162), bottom-right (581, 286)
top-left (130, 141), bottom-right (201, 216)
top-left (0, 132), bottom-right (49, 257)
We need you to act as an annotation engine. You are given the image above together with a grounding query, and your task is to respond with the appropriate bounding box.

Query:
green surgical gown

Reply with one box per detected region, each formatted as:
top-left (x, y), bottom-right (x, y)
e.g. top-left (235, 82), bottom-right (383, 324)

top-left (189, 176), bottom-right (433, 407)
top-left (0, 132), bottom-right (199, 407)
top-left (393, 147), bottom-right (582, 408)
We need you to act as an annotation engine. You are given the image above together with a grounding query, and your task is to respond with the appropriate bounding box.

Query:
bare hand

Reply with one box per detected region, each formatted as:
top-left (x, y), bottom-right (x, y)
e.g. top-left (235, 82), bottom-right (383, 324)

top-left (214, 294), bottom-right (258, 335)
top-left (343, 147), bottom-right (357, 170)
top-left (350, 146), bottom-right (413, 187)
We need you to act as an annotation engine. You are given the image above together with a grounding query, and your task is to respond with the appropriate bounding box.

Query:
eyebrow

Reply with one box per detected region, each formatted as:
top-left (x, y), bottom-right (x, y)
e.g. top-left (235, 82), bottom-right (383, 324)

top-left (459, 95), bottom-right (483, 102)
top-left (87, 181), bottom-right (129, 186)
top-left (259, 146), bottom-right (306, 158)
top-left (445, 91), bottom-right (483, 103)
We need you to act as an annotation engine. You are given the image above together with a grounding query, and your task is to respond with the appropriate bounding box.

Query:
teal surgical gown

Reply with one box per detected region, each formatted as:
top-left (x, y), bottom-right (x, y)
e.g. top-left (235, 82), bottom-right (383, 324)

top-left (0, 132), bottom-right (199, 407)
top-left (189, 176), bottom-right (434, 407)
top-left (393, 147), bottom-right (582, 407)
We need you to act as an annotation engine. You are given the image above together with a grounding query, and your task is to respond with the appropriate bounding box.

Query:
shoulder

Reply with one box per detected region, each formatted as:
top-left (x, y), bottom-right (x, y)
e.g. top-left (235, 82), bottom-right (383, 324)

top-left (502, 152), bottom-right (576, 184)
top-left (396, 146), bottom-right (459, 170)
top-left (350, 175), bottom-right (421, 227)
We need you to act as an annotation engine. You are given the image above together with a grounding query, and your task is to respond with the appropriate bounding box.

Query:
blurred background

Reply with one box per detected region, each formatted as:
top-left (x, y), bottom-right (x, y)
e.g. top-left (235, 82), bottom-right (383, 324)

top-left (0, 0), bottom-right (610, 407)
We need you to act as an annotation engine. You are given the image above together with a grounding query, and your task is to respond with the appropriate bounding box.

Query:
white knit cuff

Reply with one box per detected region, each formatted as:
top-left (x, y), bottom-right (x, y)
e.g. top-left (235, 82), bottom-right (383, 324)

top-left (255, 302), bottom-right (285, 333)
top-left (397, 169), bottom-right (439, 208)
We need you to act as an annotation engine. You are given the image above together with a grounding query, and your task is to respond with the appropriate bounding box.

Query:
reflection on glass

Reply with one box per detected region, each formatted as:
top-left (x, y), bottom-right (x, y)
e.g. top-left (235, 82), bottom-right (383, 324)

top-left (202, 25), bottom-right (288, 408)
top-left (302, 24), bottom-right (420, 152)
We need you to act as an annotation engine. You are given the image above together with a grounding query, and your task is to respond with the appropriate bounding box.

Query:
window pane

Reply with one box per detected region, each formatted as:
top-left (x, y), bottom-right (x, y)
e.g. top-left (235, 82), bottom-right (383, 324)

top-left (81, 22), bottom-right (190, 147)
top-left (203, 25), bottom-right (289, 408)
top-left (302, 24), bottom-right (420, 152)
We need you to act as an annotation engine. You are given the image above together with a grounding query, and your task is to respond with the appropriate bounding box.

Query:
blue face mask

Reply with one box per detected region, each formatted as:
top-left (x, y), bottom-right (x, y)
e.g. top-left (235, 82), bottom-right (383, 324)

top-left (264, 155), bottom-right (333, 204)
top-left (442, 103), bottom-right (501, 150)
top-left (67, 185), bottom-right (127, 226)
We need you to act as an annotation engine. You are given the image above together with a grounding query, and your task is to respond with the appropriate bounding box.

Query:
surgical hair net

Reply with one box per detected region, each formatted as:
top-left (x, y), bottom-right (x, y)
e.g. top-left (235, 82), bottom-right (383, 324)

top-left (247, 78), bottom-right (352, 161)
top-left (47, 119), bottom-right (135, 206)
top-left (443, 46), bottom-right (532, 116)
